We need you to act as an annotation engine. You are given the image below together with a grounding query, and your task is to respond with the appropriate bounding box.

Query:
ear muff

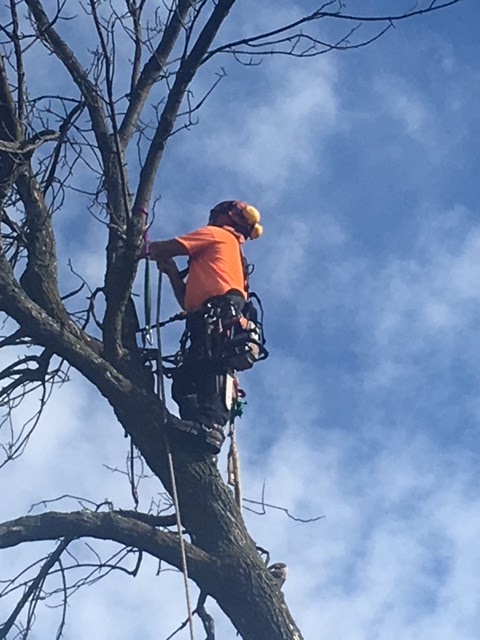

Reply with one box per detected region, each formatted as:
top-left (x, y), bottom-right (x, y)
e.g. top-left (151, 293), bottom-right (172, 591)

top-left (250, 223), bottom-right (263, 240)
top-left (230, 202), bottom-right (262, 240)
top-left (242, 204), bottom-right (262, 239)
top-left (240, 204), bottom-right (261, 226)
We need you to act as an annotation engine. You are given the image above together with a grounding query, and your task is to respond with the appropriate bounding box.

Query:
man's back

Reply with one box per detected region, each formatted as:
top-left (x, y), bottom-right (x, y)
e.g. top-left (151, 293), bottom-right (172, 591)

top-left (176, 225), bottom-right (246, 311)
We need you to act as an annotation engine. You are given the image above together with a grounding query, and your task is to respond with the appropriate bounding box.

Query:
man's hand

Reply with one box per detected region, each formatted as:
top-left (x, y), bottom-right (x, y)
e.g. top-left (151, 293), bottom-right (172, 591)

top-left (140, 239), bottom-right (188, 310)
top-left (156, 257), bottom-right (177, 275)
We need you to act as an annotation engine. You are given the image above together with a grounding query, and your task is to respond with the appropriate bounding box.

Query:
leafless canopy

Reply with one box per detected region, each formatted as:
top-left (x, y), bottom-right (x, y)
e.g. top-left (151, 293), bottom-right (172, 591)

top-left (0, 1), bottom-right (464, 638)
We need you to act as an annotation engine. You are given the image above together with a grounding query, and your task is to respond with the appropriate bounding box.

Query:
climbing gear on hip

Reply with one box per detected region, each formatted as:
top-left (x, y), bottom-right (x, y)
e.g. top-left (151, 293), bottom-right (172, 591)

top-left (166, 292), bottom-right (268, 373)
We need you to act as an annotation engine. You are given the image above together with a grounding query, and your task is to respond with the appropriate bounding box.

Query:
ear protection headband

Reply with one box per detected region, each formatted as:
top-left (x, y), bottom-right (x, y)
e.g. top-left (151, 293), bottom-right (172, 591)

top-left (211, 200), bottom-right (263, 240)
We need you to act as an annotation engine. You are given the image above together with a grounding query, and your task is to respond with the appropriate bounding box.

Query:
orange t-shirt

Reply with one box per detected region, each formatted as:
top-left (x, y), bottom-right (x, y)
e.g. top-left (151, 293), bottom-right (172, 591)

top-left (176, 225), bottom-right (247, 311)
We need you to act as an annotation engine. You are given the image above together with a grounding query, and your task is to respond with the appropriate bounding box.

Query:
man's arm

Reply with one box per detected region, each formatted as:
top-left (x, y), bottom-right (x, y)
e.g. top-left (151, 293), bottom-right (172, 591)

top-left (158, 258), bottom-right (187, 310)
top-left (144, 239), bottom-right (189, 309)
top-left (148, 239), bottom-right (189, 260)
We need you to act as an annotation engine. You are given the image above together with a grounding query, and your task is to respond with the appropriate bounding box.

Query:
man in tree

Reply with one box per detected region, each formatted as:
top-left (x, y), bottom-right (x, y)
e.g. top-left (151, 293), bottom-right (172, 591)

top-left (144, 200), bottom-right (263, 453)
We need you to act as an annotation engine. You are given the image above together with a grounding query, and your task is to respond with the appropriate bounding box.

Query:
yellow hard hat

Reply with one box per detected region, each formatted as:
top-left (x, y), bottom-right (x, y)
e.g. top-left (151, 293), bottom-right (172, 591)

top-left (210, 200), bottom-right (263, 240)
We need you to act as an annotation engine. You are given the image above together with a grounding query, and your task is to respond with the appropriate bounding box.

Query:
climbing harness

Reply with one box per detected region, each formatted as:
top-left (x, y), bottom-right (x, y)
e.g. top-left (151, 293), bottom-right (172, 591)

top-left (161, 290), bottom-right (268, 373)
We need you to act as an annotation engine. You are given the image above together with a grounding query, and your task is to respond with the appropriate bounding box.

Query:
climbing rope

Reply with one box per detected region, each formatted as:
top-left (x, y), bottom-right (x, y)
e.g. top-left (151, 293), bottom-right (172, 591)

top-left (227, 421), bottom-right (242, 510)
top-left (155, 270), bottom-right (195, 640)
top-left (127, 205), bottom-right (150, 507)
top-left (141, 208), bottom-right (152, 345)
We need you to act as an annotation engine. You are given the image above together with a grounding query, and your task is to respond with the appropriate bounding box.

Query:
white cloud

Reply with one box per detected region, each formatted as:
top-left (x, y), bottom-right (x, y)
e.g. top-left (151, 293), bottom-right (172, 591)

top-left (361, 206), bottom-right (480, 367)
top-left (239, 425), bottom-right (480, 640)
top-left (375, 75), bottom-right (431, 142)
top-left (190, 55), bottom-right (340, 195)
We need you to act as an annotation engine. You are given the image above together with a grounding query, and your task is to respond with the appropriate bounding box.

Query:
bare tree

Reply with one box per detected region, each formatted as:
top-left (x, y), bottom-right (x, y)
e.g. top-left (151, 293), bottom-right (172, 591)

top-left (0, 1), bottom-right (464, 638)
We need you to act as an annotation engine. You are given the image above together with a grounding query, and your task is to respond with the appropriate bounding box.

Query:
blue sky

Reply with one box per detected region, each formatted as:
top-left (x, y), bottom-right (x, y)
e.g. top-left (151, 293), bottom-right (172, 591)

top-left (1, 1), bottom-right (480, 638)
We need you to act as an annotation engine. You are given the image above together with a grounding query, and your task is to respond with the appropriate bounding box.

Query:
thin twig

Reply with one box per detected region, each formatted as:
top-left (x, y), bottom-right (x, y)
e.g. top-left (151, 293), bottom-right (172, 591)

top-left (0, 539), bottom-right (71, 640)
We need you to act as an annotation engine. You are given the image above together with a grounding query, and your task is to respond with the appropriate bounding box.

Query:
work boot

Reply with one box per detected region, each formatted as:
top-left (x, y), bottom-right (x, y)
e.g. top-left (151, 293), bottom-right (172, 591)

top-left (168, 420), bottom-right (225, 455)
top-left (202, 424), bottom-right (225, 455)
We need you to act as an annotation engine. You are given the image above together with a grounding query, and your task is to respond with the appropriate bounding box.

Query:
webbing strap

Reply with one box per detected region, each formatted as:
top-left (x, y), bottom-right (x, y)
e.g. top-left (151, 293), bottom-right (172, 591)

top-left (144, 259), bottom-right (152, 344)
top-left (227, 422), bottom-right (242, 510)
top-left (136, 206), bottom-right (152, 345)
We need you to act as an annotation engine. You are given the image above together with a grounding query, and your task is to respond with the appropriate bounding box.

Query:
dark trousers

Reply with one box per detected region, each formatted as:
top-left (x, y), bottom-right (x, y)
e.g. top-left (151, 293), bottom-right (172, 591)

top-left (171, 359), bottom-right (231, 426)
top-left (171, 292), bottom-right (245, 427)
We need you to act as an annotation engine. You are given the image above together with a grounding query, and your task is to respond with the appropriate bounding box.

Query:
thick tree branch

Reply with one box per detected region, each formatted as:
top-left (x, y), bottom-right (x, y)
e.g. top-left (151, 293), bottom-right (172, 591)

top-left (16, 167), bottom-right (71, 322)
top-left (8, 0), bottom-right (26, 131)
top-left (119, 0), bottom-right (195, 147)
top-left (116, 510), bottom-right (177, 528)
top-left (0, 511), bottom-right (209, 577)
top-left (0, 252), bottom-right (111, 386)
top-left (135, 0), bottom-right (236, 208)
top-left (0, 54), bottom-right (23, 205)
top-left (0, 55), bottom-right (21, 144)
top-left (124, 0), bottom-right (144, 94)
